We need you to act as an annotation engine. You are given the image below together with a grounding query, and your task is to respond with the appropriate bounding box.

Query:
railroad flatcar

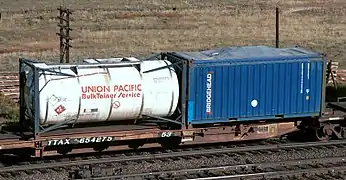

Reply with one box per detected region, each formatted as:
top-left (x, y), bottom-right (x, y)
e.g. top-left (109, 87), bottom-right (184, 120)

top-left (1, 45), bottom-right (345, 157)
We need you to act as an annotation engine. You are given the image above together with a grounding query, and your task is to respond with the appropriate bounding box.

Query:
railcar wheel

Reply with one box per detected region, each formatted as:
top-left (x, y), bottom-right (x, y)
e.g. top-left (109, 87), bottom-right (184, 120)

top-left (128, 142), bottom-right (144, 150)
top-left (315, 126), bottom-right (332, 141)
top-left (93, 144), bottom-right (109, 152)
top-left (330, 124), bottom-right (346, 139)
top-left (158, 137), bottom-right (181, 149)
top-left (57, 147), bottom-right (72, 156)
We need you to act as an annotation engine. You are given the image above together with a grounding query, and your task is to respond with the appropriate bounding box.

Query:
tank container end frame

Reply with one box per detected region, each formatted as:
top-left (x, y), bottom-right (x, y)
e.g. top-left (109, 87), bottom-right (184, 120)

top-left (153, 53), bottom-right (189, 129)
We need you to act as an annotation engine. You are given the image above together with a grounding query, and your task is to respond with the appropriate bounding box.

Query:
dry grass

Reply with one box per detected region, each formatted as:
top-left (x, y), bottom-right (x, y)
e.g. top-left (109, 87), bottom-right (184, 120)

top-left (0, 0), bottom-right (346, 70)
top-left (0, 94), bottom-right (19, 123)
top-left (0, 0), bottom-right (346, 122)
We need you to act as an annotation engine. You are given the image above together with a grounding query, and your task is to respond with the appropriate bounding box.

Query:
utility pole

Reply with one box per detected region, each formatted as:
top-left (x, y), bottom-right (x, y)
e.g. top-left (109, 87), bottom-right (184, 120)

top-left (275, 7), bottom-right (280, 48)
top-left (57, 6), bottom-right (72, 63)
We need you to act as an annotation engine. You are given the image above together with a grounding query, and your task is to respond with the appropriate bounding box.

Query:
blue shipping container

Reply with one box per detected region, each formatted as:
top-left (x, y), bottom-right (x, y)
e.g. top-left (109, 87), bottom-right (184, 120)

top-left (168, 46), bottom-right (326, 124)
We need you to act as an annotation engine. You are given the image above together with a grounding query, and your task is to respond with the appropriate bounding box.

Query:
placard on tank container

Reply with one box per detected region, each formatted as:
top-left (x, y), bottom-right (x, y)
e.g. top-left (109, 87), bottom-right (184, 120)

top-left (168, 46), bottom-right (326, 125)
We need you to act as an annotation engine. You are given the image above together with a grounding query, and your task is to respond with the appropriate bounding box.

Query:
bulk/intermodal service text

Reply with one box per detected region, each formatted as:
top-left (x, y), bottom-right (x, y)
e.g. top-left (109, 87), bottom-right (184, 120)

top-left (81, 84), bottom-right (142, 99)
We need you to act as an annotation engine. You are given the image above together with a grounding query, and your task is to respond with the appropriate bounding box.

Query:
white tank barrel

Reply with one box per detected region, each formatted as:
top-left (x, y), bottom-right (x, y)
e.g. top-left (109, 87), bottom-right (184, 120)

top-left (24, 58), bottom-right (180, 125)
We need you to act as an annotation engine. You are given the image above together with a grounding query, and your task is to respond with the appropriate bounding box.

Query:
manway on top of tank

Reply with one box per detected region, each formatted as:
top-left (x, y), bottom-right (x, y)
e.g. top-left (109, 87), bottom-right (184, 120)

top-left (82, 57), bottom-right (142, 83)
top-left (83, 57), bottom-right (140, 64)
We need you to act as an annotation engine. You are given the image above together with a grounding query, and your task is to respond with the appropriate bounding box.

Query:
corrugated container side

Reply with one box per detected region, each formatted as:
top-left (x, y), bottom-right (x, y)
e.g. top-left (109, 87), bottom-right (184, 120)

top-left (187, 58), bottom-right (324, 124)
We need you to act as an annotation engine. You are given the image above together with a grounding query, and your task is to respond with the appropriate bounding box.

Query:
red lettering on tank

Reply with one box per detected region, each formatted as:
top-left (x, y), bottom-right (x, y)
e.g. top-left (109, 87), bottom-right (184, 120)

top-left (113, 84), bottom-right (141, 92)
top-left (81, 85), bottom-right (110, 93)
top-left (81, 84), bottom-right (142, 99)
top-left (117, 92), bottom-right (141, 98)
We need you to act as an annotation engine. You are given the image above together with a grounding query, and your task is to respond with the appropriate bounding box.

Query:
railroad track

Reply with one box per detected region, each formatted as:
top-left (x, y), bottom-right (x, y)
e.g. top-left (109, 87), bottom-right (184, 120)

top-left (1, 139), bottom-right (346, 179)
top-left (88, 156), bottom-right (346, 180)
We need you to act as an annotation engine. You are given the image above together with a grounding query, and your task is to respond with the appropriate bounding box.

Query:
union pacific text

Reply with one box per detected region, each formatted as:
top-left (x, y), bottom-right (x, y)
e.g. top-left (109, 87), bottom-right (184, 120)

top-left (81, 84), bottom-right (142, 99)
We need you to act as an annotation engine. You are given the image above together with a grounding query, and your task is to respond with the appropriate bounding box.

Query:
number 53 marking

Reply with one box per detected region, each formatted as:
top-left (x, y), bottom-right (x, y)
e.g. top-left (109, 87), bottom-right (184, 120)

top-left (160, 132), bottom-right (174, 137)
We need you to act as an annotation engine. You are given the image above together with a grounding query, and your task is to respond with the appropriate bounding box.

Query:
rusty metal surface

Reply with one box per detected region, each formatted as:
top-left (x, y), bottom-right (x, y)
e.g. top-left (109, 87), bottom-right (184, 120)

top-left (40, 124), bottom-right (158, 136)
top-left (183, 122), bottom-right (297, 145)
top-left (0, 139), bottom-right (34, 149)
top-left (40, 123), bottom-right (297, 157)
top-left (43, 143), bottom-right (161, 156)
top-left (36, 125), bottom-right (164, 146)
top-left (42, 127), bottom-right (162, 140)
top-left (0, 122), bottom-right (297, 153)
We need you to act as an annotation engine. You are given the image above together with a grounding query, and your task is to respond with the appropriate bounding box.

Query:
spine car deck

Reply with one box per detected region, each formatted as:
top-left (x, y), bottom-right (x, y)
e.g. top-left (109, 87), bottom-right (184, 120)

top-left (0, 121), bottom-right (299, 157)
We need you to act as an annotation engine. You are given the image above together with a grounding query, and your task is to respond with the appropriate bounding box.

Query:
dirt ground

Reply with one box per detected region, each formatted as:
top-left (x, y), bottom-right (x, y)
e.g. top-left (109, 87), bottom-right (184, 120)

top-left (0, 0), bottom-right (346, 70)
